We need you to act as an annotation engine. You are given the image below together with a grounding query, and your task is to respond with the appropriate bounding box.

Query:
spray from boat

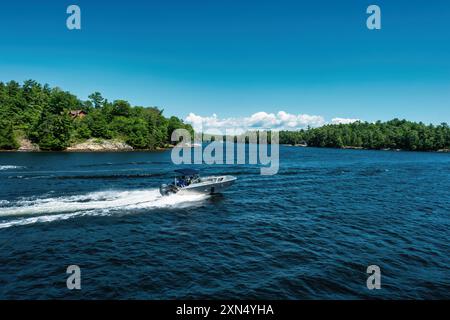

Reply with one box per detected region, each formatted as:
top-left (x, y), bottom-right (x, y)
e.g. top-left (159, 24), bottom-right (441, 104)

top-left (0, 188), bottom-right (208, 229)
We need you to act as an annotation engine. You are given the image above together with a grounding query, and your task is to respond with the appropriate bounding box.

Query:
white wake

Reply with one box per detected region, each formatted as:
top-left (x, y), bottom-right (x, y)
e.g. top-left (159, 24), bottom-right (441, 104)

top-left (0, 189), bottom-right (208, 229)
top-left (0, 165), bottom-right (25, 171)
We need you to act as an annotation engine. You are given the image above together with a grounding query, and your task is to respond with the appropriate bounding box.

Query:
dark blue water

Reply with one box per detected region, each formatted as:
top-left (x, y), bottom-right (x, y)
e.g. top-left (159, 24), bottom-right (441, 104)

top-left (0, 147), bottom-right (449, 299)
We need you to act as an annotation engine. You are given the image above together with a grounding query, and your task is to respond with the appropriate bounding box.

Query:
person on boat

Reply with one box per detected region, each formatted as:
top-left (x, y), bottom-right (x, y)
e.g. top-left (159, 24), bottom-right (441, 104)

top-left (177, 177), bottom-right (184, 187)
top-left (178, 176), bottom-right (190, 187)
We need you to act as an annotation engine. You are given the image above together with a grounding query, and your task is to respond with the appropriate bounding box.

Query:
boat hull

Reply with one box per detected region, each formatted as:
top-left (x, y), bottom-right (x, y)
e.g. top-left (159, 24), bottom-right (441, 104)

top-left (177, 176), bottom-right (236, 195)
top-left (160, 175), bottom-right (236, 196)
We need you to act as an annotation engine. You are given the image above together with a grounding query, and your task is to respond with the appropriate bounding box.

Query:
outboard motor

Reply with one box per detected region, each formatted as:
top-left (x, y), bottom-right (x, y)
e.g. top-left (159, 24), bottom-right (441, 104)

top-left (159, 184), bottom-right (179, 196)
top-left (159, 184), bottom-right (169, 196)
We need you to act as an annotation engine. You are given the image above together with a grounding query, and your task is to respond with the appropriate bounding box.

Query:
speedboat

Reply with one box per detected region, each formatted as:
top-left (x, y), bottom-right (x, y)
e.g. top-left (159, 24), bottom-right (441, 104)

top-left (159, 169), bottom-right (237, 196)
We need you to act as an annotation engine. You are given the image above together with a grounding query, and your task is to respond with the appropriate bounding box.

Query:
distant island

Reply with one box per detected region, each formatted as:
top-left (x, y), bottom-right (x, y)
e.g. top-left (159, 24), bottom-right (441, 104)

top-left (279, 119), bottom-right (450, 152)
top-left (0, 80), bottom-right (449, 152)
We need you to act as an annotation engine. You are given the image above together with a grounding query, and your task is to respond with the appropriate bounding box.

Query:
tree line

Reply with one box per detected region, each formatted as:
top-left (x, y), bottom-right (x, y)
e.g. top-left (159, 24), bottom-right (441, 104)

top-left (279, 119), bottom-right (450, 151)
top-left (0, 80), bottom-right (193, 150)
top-left (1, 80), bottom-right (448, 152)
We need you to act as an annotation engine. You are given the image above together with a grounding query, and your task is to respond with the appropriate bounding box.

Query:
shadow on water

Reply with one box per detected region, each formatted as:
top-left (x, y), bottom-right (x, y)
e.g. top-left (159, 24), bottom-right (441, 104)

top-left (207, 193), bottom-right (226, 205)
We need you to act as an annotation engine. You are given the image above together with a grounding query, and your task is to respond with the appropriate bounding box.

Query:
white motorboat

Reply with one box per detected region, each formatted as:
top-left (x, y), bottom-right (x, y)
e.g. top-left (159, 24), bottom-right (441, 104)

top-left (159, 169), bottom-right (236, 196)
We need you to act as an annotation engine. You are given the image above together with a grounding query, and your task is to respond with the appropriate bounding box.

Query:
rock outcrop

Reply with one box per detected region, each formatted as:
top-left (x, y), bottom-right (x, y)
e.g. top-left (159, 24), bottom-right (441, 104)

top-left (18, 138), bottom-right (40, 152)
top-left (66, 139), bottom-right (133, 152)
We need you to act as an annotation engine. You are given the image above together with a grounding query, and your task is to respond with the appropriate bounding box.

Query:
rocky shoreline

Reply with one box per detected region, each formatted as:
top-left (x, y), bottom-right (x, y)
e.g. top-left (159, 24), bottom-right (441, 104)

top-left (2, 139), bottom-right (449, 153)
top-left (66, 139), bottom-right (134, 152)
top-left (284, 144), bottom-right (450, 153)
top-left (0, 138), bottom-right (173, 152)
top-left (17, 138), bottom-right (40, 152)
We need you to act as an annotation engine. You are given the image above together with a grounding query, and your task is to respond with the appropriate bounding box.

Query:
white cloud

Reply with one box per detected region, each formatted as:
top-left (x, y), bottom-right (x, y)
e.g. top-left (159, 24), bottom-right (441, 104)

top-left (185, 112), bottom-right (362, 133)
top-left (331, 117), bottom-right (361, 125)
top-left (185, 111), bottom-right (325, 134)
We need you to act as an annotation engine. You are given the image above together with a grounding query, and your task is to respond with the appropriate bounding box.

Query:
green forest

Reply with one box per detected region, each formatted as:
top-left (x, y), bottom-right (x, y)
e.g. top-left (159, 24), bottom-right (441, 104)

top-left (279, 119), bottom-right (450, 151)
top-left (0, 80), bottom-right (193, 150)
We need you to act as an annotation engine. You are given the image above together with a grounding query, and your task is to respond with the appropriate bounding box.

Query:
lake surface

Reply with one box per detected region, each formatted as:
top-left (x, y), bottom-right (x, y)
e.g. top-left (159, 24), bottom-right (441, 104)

top-left (0, 147), bottom-right (449, 299)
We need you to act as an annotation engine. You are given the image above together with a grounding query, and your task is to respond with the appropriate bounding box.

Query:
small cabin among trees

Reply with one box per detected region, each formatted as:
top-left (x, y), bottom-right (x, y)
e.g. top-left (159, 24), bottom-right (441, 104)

top-left (69, 110), bottom-right (87, 119)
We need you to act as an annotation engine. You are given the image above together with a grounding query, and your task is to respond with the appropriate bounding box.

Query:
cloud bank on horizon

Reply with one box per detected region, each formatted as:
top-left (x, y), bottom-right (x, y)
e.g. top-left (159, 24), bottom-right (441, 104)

top-left (185, 112), bottom-right (361, 133)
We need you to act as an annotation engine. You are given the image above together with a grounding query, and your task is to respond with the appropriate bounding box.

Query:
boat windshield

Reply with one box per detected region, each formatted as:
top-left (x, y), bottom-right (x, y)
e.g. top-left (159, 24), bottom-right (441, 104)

top-left (175, 174), bottom-right (199, 187)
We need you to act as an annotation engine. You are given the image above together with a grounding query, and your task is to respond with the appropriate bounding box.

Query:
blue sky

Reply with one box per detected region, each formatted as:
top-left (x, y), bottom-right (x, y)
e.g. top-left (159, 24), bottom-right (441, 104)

top-left (0, 0), bottom-right (449, 127)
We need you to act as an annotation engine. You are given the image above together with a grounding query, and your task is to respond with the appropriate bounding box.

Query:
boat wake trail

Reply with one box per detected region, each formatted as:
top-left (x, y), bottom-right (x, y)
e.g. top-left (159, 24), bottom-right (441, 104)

top-left (0, 165), bottom-right (25, 171)
top-left (0, 189), bottom-right (208, 229)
